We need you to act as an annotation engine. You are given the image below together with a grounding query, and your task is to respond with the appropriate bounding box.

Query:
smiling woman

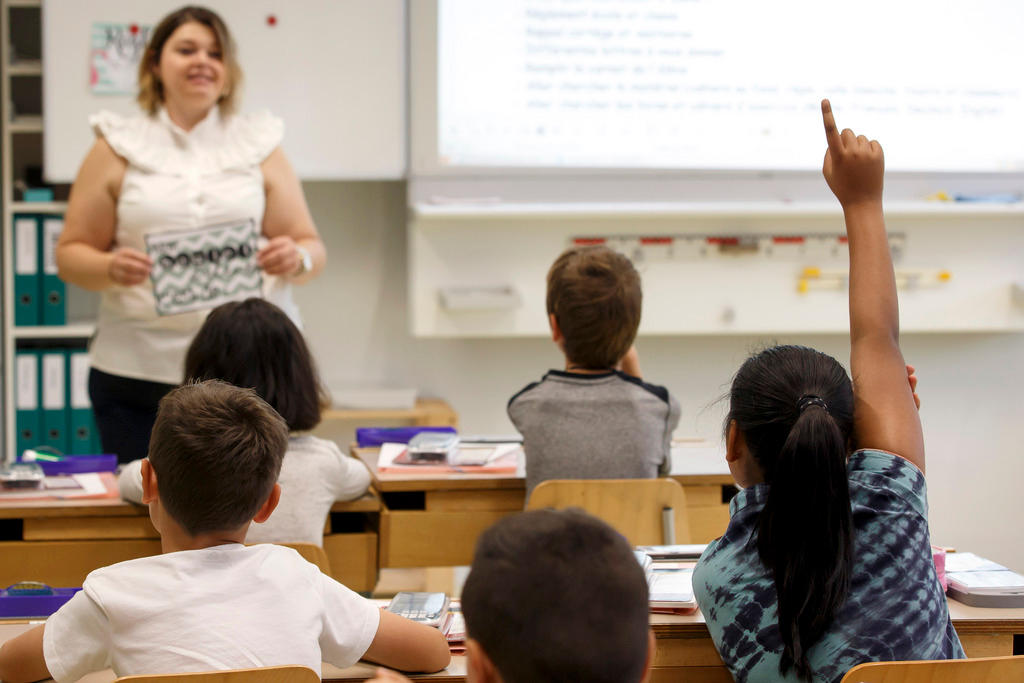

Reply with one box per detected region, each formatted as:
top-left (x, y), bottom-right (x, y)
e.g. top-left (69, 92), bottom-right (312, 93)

top-left (54, 5), bottom-right (327, 464)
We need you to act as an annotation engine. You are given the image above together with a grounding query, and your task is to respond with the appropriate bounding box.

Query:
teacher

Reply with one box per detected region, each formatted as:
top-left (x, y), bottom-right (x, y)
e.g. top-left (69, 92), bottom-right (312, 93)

top-left (56, 5), bottom-right (326, 464)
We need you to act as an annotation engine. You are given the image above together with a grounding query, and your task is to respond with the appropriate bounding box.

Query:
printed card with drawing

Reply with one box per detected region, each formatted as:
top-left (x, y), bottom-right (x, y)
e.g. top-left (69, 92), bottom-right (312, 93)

top-left (146, 219), bottom-right (262, 316)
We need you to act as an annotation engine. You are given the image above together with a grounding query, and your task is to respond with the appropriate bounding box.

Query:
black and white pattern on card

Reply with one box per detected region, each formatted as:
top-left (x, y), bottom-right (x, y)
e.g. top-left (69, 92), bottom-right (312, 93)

top-left (146, 219), bottom-right (262, 316)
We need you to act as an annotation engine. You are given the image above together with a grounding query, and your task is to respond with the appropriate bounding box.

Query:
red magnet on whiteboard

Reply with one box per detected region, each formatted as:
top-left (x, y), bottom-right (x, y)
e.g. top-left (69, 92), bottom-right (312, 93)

top-left (266, 15), bottom-right (277, 27)
top-left (129, 24), bottom-right (139, 34)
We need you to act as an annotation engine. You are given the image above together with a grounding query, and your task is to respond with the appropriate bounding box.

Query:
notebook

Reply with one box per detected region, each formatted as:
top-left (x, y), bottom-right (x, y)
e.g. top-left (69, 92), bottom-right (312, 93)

top-left (634, 544), bottom-right (708, 561)
top-left (944, 552), bottom-right (1024, 608)
top-left (633, 551), bottom-right (698, 612)
top-left (377, 442), bottom-right (520, 474)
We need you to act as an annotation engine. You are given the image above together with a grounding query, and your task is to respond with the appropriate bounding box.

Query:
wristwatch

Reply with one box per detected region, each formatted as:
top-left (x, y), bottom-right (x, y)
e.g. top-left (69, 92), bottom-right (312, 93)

top-left (294, 245), bottom-right (312, 276)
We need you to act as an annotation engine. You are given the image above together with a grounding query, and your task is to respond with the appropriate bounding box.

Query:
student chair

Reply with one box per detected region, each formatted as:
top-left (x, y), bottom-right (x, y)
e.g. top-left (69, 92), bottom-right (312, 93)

top-left (115, 665), bottom-right (320, 683)
top-left (840, 655), bottom-right (1024, 682)
top-left (526, 478), bottom-right (691, 545)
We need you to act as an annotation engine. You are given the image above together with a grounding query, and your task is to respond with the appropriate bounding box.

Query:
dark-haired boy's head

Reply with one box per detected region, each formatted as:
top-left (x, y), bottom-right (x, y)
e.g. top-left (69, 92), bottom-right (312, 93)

top-left (546, 245), bottom-right (642, 370)
top-left (461, 509), bottom-right (651, 683)
top-left (147, 380), bottom-right (287, 536)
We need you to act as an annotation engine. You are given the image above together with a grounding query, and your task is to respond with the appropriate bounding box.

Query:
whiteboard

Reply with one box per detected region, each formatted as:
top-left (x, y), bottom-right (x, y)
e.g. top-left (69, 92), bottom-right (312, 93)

top-left (419, 0), bottom-right (1024, 174)
top-left (43, 0), bottom-right (405, 181)
top-left (409, 0), bottom-right (1024, 205)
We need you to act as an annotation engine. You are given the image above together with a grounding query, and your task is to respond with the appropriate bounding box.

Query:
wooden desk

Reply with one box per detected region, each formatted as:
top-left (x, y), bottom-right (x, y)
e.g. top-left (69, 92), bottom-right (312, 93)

top-left (322, 398), bottom-right (458, 428)
top-left (0, 494), bottom-right (382, 592)
top-left (4, 600), bottom-right (1021, 683)
top-left (354, 447), bottom-right (736, 568)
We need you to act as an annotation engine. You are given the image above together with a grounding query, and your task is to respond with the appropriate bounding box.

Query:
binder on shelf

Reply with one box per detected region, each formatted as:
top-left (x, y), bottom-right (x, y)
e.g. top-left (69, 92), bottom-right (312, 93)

top-left (13, 215), bottom-right (40, 326)
top-left (14, 351), bottom-right (42, 460)
top-left (67, 350), bottom-right (97, 455)
top-left (41, 350), bottom-right (69, 454)
top-left (41, 216), bottom-right (66, 326)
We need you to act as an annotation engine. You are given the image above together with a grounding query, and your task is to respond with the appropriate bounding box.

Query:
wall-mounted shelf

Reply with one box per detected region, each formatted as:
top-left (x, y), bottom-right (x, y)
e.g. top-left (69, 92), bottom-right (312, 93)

top-left (8, 115), bottom-right (42, 133)
top-left (10, 201), bottom-right (68, 213)
top-left (3, 0), bottom-right (94, 462)
top-left (412, 200), bottom-right (1024, 221)
top-left (12, 324), bottom-right (96, 340)
top-left (7, 59), bottom-right (41, 76)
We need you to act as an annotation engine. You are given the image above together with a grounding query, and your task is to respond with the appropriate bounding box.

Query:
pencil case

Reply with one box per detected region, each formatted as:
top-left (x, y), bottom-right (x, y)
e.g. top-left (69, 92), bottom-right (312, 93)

top-left (0, 583), bottom-right (81, 618)
top-left (356, 426), bottom-right (457, 448)
top-left (19, 454), bottom-right (118, 475)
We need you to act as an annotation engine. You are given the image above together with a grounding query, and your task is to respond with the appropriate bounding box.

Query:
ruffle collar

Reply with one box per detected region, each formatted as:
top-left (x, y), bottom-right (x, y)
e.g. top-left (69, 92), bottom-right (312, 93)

top-left (90, 106), bottom-right (283, 175)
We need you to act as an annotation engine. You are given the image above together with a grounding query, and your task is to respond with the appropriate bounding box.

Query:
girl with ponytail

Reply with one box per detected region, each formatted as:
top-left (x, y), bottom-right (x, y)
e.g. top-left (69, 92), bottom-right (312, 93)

top-left (693, 102), bottom-right (964, 682)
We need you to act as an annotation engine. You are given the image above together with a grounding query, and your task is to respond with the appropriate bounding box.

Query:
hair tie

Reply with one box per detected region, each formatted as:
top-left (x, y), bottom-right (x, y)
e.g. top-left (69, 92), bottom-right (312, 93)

top-left (798, 395), bottom-right (829, 413)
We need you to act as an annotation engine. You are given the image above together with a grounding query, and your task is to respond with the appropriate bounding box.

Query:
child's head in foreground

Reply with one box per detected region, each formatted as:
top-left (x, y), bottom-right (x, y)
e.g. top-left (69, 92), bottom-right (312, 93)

top-left (184, 297), bottom-right (328, 432)
top-left (546, 245), bottom-right (641, 370)
top-left (147, 379), bottom-right (288, 537)
top-left (460, 508), bottom-right (652, 683)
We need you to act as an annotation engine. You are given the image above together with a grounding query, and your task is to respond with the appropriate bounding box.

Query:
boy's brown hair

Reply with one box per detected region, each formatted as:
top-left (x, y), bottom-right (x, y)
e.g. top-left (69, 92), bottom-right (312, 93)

top-left (147, 380), bottom-right (287, 536)
top-left (546, 245), bottom-right (642, 369)
top-left (461, 509), bottom-right (650, 683)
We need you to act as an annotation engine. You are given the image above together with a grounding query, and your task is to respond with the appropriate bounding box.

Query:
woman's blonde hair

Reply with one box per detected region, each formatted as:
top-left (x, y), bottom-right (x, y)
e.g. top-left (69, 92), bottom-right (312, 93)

top-left (137, 5), bottom-right (243, 116)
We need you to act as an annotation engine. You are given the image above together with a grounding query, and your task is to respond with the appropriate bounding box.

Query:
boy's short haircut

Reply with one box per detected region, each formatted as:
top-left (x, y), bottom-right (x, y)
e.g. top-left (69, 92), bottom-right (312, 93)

top-left (148, 380), bottom-right (288, 536)
top-left (546, 245), bottom-right (642, 369)
top-left (461, 509), bottom-right (650, 683)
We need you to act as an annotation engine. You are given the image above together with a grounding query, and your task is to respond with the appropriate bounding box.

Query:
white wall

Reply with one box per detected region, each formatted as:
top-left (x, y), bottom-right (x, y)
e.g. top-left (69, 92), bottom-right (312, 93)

top-left (295, 181), bottom-right (1024, 571)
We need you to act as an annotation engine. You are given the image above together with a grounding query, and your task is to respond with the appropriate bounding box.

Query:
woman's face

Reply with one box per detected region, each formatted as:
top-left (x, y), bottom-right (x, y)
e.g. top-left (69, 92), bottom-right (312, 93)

top-left (153, 21), bottom-right (227, 112)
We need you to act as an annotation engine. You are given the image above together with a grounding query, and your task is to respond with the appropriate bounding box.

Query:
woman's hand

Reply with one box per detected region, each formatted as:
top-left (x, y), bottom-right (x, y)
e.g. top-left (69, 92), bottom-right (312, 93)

top-left (257, 235), bottom-right (306, 276)
top-left (107, 247), bottom-right (153, 286)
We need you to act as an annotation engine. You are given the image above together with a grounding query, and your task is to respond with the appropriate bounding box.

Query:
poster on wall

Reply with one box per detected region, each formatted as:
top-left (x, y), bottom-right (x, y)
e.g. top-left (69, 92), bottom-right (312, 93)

top-left (90, 22), bottom-right (151, 95)
top-left (145, 220), bottom-right (263, 316)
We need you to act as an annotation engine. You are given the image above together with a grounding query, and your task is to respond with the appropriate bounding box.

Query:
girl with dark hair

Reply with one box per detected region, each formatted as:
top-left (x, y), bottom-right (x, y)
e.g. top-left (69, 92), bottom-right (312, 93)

top-left (118, 298), bottom-right (369, 547)
top-left (692, 102), bottom-right (965, 682)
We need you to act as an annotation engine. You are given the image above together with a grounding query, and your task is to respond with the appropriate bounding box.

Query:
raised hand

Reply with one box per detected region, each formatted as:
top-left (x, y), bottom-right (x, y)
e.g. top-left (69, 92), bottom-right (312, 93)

top-left (107, 246), bottom-right (153, 286)
top-left (821, 99), bottom-right (884, 210)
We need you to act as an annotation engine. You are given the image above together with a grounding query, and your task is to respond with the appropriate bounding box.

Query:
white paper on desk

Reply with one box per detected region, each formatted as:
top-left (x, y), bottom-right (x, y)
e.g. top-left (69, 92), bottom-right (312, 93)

top-left (0, 473), bottom-right (107, 498)
top-left (943, 552), bottom-right (1007, 573)
top-left (670, 441), bottom-right (731, 476)
top-left (948, 570), bottom-right (1024, 593)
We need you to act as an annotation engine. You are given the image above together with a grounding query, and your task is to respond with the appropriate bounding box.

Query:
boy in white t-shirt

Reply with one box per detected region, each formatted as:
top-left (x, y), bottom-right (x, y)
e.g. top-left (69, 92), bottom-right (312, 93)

top-left (0, 380), bottom-right (450, 683)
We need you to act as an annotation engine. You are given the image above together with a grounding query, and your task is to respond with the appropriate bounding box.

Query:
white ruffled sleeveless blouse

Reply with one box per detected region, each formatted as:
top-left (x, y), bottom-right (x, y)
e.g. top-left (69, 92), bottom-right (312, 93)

top-left (88, 107), bottom-right (301, 384)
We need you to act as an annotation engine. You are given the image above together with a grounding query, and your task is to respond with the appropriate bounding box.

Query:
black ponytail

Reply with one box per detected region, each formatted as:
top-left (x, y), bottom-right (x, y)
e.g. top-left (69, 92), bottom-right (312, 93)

top-left (728, 345), bottom-right (855, 680)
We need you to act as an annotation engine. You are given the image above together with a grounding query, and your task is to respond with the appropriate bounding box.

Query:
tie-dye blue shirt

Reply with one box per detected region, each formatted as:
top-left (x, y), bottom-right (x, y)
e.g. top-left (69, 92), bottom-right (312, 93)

top-left (693, 449), bottom-right (964, 683)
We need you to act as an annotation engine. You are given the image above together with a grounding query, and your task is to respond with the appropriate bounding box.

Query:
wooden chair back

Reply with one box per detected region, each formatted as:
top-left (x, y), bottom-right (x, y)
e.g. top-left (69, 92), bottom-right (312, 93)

top-left (279, 543), bottom-right (332, 575)
top-left (526, 478), bottom-right (691, 545)
top-left (116, 665), bottom-right (320, 683)
top-left (840, 655), bottom-right (1024, 682)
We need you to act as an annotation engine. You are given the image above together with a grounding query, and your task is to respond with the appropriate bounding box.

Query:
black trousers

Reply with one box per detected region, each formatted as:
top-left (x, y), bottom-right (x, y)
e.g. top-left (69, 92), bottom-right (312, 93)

top-left (88, 368), bottom-right (176, 465)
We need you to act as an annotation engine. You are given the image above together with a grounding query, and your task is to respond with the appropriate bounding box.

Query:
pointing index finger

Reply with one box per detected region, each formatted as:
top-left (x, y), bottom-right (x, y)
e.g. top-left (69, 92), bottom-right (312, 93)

top-left (821, 99), bottom-right (842, 152)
